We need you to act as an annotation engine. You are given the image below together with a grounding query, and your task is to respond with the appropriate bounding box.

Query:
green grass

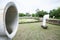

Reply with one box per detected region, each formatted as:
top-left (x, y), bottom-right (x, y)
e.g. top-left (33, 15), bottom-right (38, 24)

top-left (19, 19), bottom-right (38, 23)
top-left (13, 22), bottom-right (60, 40)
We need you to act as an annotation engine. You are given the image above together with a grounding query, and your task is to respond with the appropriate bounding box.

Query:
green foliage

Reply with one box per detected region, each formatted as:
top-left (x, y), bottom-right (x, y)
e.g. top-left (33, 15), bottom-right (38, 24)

top-left (36, 9), bottom-right (48, 17)
top-left (32, 14), bottom-right (36, 17)
top-left (25, 13), bottom-right (31, 16)
top-left (19, 13), bottom-right (25, 17)
top-left (19, 7), bottom-right (60, 19)
top-left (49, 8), bottom-right (60, 19)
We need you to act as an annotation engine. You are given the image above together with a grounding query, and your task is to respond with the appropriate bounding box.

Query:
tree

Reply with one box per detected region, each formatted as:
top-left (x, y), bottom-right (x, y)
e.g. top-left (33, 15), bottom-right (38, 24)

top-left (32, 14), bottom-right (36, 17)
top-left (19, 13), bottom-right (25, 17)
top-left (56, 8), bottom-right (60, 18)
top-left (36, 9), bottom-right (48, 17)
top-left (49, 8), bottom-right (60, 19)
top-left (25, 13), bottom-right (31, 16)
top-left (49, 9), bottom-right (56, 18)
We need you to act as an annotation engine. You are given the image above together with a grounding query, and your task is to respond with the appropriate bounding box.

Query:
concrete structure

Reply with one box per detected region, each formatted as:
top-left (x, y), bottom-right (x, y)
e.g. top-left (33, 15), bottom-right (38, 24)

top-left (41, 14), bottom-right (49, 29)
top-left (0, 1), bottom-right (18, 40)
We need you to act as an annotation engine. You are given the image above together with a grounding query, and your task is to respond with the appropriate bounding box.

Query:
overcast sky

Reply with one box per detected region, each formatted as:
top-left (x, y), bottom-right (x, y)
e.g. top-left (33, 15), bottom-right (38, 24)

top-left (1, 0), bottom-right (60, 14)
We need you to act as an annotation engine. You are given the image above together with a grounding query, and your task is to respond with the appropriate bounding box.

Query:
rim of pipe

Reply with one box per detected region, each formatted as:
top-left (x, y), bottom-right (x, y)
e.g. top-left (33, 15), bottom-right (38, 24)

top-left (3, 2), bottom-right (18, 39)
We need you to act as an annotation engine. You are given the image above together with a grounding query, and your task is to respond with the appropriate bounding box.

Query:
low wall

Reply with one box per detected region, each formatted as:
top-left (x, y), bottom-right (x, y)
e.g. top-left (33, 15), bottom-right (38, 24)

top-left (19, 17), bottom-right (60, 25)
top-left (19, 17), bottom-right (39, 20)
top-left (47, 19), bottom-right (60, 25)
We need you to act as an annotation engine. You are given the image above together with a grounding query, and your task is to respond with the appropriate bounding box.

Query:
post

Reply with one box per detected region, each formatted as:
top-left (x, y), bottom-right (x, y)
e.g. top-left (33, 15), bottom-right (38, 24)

top-left (41, 14), bottom-right (49, 29)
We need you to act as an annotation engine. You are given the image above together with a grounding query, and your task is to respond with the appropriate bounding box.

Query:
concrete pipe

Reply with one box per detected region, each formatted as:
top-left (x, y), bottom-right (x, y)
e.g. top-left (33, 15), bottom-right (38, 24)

top-left (0, 2), bottom-right (18, 40)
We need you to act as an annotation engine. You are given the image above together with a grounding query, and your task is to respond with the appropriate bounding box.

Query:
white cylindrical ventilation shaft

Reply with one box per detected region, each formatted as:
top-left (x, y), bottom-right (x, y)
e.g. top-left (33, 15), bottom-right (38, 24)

top-left (0, 2), bottom-right (18, 40)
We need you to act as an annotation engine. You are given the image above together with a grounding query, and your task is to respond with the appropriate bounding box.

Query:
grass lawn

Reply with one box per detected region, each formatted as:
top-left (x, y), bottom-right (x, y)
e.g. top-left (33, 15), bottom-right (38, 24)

top-left (19, 19), bottom-right (38, 23)
top-left (13, 22), bottom-right (60, 40)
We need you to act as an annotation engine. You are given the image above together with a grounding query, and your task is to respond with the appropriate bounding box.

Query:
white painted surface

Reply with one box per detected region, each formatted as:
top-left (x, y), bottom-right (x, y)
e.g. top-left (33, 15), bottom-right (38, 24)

top-left (0, 36), bottom-right (12, 40)
top-left (42, 14), bottom-right (49, 27)
top-left (0, 1), bottom-right (18, 40)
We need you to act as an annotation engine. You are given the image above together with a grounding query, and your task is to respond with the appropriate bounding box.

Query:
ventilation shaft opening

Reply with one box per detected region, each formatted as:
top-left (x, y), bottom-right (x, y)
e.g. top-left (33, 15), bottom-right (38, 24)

top-left (5, 6), bottom-right (17, 34)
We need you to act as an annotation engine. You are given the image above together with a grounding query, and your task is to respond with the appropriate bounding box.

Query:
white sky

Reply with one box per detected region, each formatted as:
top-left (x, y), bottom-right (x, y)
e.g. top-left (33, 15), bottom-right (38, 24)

top-left (1, 0), bottom-right (60, 14)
